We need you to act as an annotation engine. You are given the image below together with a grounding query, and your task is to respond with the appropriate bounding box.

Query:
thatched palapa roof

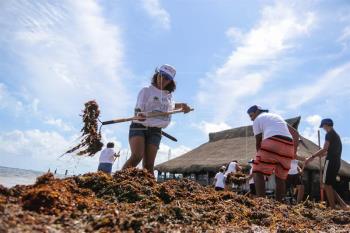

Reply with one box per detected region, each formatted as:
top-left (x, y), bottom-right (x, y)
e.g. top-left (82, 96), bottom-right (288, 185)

top-left (155, 117), bottom-right (350, 177)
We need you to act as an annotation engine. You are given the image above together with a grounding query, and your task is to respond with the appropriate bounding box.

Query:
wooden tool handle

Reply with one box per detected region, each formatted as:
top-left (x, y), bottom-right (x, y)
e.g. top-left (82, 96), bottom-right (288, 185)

top-left (161, 131), bottom-right (178, 142)
top-left (102, 108), bottom-right (194, 125)
top-left (102, 116), bottom-right (139, 125)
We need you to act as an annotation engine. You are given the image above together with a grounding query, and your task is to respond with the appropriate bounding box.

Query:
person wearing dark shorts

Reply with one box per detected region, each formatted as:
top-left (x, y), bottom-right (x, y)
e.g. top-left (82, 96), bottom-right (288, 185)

top-left (122, 64), bottom-right (191, 174)
top-left (304, 118), bottom-right (349, 210)
top-left (97, 142), bottom-right (120, 174)
top-left (286, 159), bottom-right (304, 203)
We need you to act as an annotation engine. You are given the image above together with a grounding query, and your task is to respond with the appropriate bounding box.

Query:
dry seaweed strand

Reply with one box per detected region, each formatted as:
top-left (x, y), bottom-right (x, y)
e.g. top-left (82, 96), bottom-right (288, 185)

top-left (64, 100), bottom-right (103, 156)
top-left (226, 172), bottom-right (249, 185)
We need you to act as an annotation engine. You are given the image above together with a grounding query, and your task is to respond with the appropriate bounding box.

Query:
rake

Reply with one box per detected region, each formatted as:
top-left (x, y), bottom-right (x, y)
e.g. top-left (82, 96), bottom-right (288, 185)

top-left (62, 100), bottom-right (193, 157)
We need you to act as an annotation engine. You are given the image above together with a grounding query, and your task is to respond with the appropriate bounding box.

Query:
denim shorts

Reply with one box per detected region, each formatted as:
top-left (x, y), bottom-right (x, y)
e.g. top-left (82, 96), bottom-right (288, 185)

top-left (97, 163), bottom-right (113, 174)
top-left (129, 122), bottom-right (162, 148)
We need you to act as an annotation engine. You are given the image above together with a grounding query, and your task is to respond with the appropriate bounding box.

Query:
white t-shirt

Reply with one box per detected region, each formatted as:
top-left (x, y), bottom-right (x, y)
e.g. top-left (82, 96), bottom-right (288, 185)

top-left (288, 159), bottom-right (299, 175)
top-left (133, 85), bottom-right (174, 128)
top-left (253, 113), bottom-right (292, 140)
top-left (99, 148), bottom-right (116, 164)
top-left (225, 161), bottom-right (237, 175)
top-left (215, 172), bottom-right (225, 188)
top-left (249, 167), bottom-right (254, 184)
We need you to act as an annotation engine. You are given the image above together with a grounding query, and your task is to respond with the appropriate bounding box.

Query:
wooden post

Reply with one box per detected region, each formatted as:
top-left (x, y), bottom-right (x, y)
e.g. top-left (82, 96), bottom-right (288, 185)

top-left (318, 130), bottom-right (324, 201)
top-left (207, 172), bottom-right (209, 186)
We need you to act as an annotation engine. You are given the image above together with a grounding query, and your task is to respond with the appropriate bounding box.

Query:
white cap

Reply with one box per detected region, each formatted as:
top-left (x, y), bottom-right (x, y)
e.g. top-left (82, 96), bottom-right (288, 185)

top-left (156, 64), bottom-right (176, 80)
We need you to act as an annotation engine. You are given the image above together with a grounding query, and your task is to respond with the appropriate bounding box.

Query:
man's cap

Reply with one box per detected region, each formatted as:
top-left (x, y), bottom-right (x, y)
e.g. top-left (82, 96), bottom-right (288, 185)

top-left (156, 64), bottom-right (176, 81)
top-left (320, 118), bottom-right (334, 128)
top-left (247, 105), bottom-right (269, 114)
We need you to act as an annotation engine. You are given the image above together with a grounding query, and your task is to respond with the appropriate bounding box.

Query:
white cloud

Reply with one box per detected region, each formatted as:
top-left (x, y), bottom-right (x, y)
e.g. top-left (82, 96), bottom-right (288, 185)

top-left (141, 0), bottom-right (170, 30)
top-left (195, 121), bottom-right (231, 135)
top-left (155, 143), bottom-right (191, 165)
top-left (0, 0), bottom-right (130, 119)
top-left (226, 27), bottom-right (244, 43)
top-left (0, 128), bottom-right (127, 174)
top-left (0, 129), bottom-right (70, 165)
top-left (284, 62), bottom-right (350, 109)
top-left (301, 114), bottom-right (322, 143)
top-left (44, 118), bottom-right (73, 132)
top-left (167, 120), bottom-right (176, 129)
top-left (0, 83), bottom-right (24, 115)
top-left (338, 26), bottom-right (350, 42)
top-left (306, 115), bottom-right (322, 128)
top-left (197, 2), bottom-right (315, 122)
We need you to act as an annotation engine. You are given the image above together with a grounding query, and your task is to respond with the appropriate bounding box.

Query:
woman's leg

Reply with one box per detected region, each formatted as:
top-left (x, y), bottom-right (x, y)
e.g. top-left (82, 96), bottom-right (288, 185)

top-left (143, 143), bottom-right (158, 173)
top-left (122, 136), bottom-right (145, 169)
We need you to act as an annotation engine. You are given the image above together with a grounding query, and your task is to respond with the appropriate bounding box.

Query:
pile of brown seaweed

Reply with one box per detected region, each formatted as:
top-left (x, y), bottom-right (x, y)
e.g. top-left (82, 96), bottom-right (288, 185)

top-left (1, 168), bottom-right (349, 232)
top-left (226, 172), bottom-right (249, 185)
top-left (64, 100), bottom-right (103, 156)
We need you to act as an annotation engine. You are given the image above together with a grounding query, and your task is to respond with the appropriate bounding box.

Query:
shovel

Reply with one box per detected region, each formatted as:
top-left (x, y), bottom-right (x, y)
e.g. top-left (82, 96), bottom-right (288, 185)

top-left (102, 108), bottom-right (194, 142)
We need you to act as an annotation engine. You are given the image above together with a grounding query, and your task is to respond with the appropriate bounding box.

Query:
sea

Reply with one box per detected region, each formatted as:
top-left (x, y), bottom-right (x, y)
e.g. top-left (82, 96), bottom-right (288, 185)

top-left (0, 166), bottom-right (64, 188)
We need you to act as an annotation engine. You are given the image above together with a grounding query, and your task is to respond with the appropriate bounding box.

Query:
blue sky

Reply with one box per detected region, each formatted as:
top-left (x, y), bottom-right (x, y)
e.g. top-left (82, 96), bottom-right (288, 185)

top-left (1, 0), bottom-right (350, 174)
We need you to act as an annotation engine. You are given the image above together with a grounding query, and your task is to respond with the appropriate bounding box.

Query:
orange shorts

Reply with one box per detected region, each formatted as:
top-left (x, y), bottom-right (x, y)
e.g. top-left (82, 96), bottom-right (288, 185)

top-left (253, 136), bottom-right (294, 180)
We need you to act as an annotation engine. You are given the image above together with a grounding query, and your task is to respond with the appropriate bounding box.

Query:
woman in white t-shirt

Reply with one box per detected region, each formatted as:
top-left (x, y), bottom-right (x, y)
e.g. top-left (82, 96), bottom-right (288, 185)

top-left (122, 64), bottom-right (191, 173)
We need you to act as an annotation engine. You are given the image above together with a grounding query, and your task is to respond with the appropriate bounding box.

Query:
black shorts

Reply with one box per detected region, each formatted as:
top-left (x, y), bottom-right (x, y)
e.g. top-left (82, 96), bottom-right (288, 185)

top-left (286, 174), bottom-right (302, 189)
top-left (323, 160), bottom-right (340, 188)
top-left (249, 183), bottom-right (256, 195)
top-left (215, 187), bottom-right (224, 191)
top-left (129, 123), bottom-right (162, 148)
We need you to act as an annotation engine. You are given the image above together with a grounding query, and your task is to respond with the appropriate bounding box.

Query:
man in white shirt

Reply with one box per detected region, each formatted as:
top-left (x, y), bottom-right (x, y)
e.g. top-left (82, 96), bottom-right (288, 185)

top-left (214, 166), bottom-right (226, 191)
top-left (97, 142), bottom-right (120, 174)
top-left (247, 105), bottom-right (299, 202)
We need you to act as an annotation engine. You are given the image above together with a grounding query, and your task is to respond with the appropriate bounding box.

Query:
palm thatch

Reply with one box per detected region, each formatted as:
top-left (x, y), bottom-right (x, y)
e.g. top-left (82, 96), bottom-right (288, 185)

top-left (155, 116), bottom-right (350, 177)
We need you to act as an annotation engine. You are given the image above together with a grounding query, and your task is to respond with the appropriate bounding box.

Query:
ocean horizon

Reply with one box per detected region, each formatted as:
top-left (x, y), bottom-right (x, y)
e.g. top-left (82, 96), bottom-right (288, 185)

top-left (0, 166), bottom-right (65, 188)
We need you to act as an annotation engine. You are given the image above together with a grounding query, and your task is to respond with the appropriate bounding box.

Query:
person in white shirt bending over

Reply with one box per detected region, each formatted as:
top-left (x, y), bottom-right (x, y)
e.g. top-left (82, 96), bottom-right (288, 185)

top-left (214, 166), bottom-right (226, 191)
top-left (225, 160), bottom-right (241, 176)
top-left (122, 64), bottom-right (191, 174)
top-left (224, 160), bottom-right (241, 190)
top-left (98, 142), bottom-right (120, 174)
top-left (247, 105), bottom-right (299, 202)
